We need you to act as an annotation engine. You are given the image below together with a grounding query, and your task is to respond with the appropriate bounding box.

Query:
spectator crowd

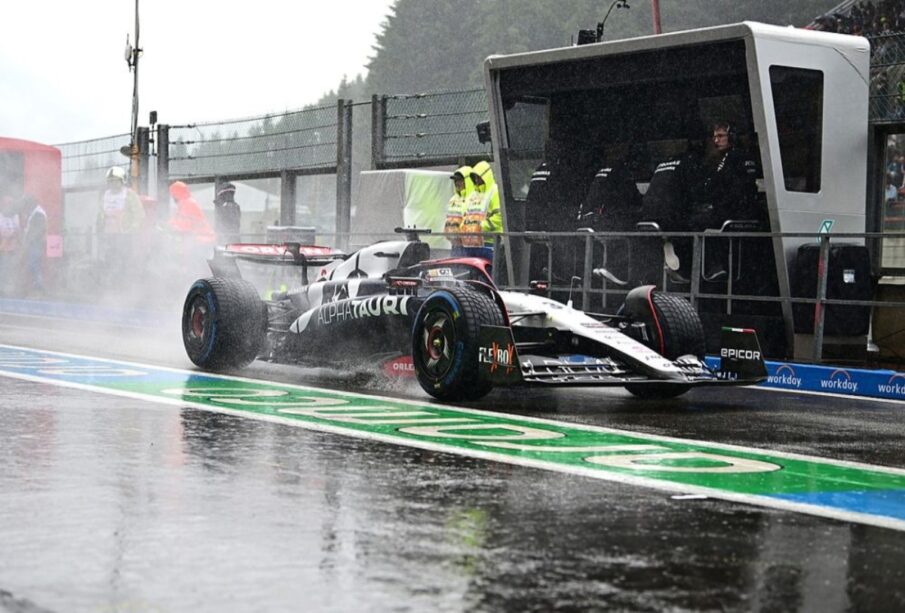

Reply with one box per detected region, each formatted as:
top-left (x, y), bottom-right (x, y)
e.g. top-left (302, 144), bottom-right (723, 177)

top-left (811, 1), bottom-right (905, 120)
top-left (811, 0), bottom-right (905, 36)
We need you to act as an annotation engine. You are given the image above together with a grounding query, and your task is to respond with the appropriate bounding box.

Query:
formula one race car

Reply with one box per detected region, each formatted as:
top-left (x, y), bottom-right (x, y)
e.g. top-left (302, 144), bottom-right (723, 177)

top-left (181, 229), bottom-right (766, 401)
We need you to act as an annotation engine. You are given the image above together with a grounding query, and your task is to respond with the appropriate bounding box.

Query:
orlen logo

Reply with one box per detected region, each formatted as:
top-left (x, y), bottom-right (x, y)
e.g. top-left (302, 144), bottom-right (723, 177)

top-left (819, 369), bottom-right (858, 393)
top-left (767, 364), bottom-right (801, 388)
top-left (382, 356), bottom-right (415, 377)
top-left (720, 348), bottom-right (761, 361)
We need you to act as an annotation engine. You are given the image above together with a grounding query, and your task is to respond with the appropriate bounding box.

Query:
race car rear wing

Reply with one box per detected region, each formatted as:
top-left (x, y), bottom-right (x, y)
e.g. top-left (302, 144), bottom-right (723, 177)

top-left (220, 242), bottom-right (346, 264)
top-left (209, 242), bottom-right (347, 284)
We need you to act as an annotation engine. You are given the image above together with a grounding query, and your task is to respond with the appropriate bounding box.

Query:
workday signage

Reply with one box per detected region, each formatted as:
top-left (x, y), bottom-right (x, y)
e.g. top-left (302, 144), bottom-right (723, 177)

top-left (704, 358), bottom-right (905, 401)
top-left (763, 362), bottom-right (905, 400)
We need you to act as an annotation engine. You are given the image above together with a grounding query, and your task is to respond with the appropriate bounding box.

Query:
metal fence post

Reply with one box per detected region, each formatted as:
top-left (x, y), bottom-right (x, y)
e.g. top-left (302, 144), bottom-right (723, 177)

top-left (813, 234), bottom-right (831, 362)
top-left (137, 126), bottom-right (150, 195)
top-left (280, 171), bottom-right (297, 226)
top-left (336, 99), bottom-right (353, 251)
top-left (491, 234), bottom-right (502, 286)
top-left (582, 234), bottom-right (593, 311)
top-left (371, 94), bottom-right (387, 170)
top-left (690, 234), bottom-right (702, 310)
top-left (156, 124), bottom-right (169, 222)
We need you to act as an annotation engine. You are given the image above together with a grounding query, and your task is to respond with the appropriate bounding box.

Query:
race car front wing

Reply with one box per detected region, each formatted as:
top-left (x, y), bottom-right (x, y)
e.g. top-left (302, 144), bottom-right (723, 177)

top-left (478, 325), bottom-right (768, 389)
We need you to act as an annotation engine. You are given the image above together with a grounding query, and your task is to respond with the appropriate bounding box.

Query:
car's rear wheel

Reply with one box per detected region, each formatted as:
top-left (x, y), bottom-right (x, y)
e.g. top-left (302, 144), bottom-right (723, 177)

top-left (182, 277), bottom-right (267, 370)
top-left (412, 286), bottom-right (504, 401)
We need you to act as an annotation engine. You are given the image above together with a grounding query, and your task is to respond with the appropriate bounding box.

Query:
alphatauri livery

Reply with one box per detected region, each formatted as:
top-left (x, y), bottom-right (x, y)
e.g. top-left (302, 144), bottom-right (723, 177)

top-left (182, 230), bottom-right (766, 401)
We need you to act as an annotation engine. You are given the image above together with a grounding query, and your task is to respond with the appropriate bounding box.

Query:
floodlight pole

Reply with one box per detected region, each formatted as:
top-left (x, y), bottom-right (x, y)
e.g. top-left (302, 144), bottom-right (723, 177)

top-left (129, 0), bottom-right (141, 190)
top-left (597, 0), bottom-right (630, 42)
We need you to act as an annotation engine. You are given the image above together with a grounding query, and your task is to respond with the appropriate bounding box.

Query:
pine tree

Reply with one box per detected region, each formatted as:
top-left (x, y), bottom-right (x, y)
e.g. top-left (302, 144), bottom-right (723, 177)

top-left (363, 0), bottom-right (841, 95)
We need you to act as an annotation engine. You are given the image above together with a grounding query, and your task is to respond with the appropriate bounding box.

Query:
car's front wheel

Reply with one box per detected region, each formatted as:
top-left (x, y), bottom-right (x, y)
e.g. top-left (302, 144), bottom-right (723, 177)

top-left (622, 287), bottom-right (705, 399)
top-left (182, 277), bottom-right (267, 370)
top-left (412, 286), bottom-right (504, 401)
top-left (623, 286), bottom-right (706, 360)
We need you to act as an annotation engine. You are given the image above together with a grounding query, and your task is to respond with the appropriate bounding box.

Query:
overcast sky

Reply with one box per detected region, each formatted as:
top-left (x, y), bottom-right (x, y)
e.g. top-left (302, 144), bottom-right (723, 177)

top-left (0, 0), bottom-right (396, 145)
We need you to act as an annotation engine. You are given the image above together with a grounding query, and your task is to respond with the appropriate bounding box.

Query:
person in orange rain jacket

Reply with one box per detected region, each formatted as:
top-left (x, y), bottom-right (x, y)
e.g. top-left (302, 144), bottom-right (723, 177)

top-left (168, 181), bottom-right (215, 244)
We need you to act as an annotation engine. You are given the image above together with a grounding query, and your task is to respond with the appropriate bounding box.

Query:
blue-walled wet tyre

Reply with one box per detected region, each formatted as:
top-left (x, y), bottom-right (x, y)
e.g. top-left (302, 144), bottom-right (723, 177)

top-left (182, 277), bottom-right (267, 370)
top-left (412, 286), bottom-right (504, 401)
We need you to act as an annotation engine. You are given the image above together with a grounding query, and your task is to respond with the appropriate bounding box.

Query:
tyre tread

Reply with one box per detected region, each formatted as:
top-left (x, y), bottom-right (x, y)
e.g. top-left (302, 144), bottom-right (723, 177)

top-left (650, 292), bottom-right (706, 359)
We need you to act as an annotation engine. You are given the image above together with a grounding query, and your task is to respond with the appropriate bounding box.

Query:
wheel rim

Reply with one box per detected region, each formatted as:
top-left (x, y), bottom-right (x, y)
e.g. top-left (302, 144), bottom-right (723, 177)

top-left (188, 297), bottom-right (208, 342)
top-left (418, 310), bottom-right (456, 379)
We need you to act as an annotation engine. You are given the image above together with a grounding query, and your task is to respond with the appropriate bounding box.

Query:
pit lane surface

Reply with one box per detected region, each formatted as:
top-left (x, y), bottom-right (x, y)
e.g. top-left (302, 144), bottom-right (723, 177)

top-left (2, 310), bottom-right (905, 612)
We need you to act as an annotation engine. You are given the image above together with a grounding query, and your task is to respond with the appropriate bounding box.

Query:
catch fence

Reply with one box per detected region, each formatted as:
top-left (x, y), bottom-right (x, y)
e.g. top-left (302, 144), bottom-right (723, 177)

top-left (55, 89), bottom-right (487, 246)
top-left (57, 133), bottom-right (133, 191)
top-left (167, 103), bottom-right (341, 180)
top-left (372, 89), bottom-right (491, 169)
top-left (869, 33), bottom-right (905, 121)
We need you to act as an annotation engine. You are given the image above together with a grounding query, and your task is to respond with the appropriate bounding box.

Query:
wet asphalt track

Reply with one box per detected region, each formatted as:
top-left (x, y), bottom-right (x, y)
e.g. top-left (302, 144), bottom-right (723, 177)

top-left (2, 311), bottom-right (905, 612)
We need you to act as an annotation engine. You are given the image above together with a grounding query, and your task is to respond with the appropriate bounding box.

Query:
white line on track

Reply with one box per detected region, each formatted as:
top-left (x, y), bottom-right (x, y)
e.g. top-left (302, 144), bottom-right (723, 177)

top-left (3, 342), bottom-right (905, 476)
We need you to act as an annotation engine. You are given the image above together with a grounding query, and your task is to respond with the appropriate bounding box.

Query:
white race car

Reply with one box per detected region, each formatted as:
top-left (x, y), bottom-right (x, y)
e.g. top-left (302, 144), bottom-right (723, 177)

top-left (182, 229), bottom-right (766, 401)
